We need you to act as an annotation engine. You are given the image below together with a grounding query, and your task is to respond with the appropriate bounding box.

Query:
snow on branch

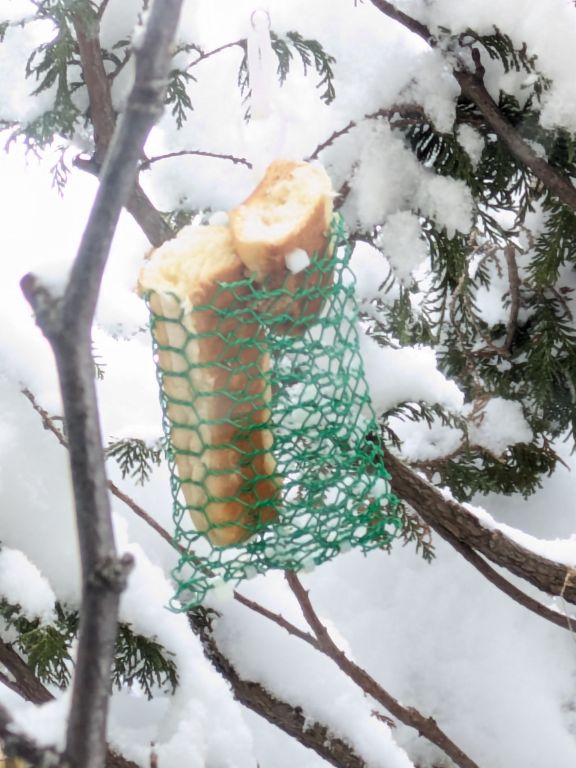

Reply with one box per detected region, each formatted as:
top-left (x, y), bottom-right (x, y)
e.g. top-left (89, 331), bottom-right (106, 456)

top-left (368, 0), bottom-right (576, 213)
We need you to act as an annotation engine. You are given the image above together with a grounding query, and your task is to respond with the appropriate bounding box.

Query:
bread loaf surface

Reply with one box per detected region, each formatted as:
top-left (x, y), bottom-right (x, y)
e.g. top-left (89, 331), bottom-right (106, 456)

top-left (139, 225), bottom-right (279, 547)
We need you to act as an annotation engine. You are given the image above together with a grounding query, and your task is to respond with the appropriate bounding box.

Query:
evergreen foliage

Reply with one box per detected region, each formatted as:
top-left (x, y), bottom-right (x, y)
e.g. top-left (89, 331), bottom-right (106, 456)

top-left (106, 437), bottom-right (163, 485)
top-left (0, 597), bottom-right (178, 698)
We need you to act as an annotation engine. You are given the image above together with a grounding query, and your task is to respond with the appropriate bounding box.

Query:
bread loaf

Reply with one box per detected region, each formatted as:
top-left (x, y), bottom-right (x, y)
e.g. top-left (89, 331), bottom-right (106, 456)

top-left (139, 225), bottom-right (279, 547)
top-left (229, 160), bottom-right (334, 334)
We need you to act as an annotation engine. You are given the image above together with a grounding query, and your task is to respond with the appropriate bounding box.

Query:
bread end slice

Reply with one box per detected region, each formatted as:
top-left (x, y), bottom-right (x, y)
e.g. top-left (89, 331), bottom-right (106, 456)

top-left (229, 160), bottom-right (334, 333)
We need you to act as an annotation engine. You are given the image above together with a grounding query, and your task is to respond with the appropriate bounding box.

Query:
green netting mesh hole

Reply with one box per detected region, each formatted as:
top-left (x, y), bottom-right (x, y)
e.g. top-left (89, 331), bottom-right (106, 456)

top-left (146, 214), bottom-right (400, 609)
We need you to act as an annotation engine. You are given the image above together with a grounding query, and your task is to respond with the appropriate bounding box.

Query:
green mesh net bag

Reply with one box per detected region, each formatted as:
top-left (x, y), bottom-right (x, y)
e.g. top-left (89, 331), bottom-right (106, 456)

top-left (143, 213), bottom-right (400, 609)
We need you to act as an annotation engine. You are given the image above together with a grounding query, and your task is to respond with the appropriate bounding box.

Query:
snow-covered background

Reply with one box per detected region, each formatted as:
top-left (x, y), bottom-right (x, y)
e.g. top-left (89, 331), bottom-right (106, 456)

top-left (1, 1), bottom-right (576, 767)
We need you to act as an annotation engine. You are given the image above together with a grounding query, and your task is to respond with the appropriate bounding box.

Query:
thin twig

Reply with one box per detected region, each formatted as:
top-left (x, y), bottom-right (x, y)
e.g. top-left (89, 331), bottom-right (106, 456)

top-left (21, 388), bottom-right (184, 555)
top-left (285, 572), bottom-right (481, 768)
top-left (141, 149), bottom-right (252, 170)
top-left (306, 104), bottom-right (425, 161)
top-left (186, 40), bottom-right (244, 71)
top-left (233, 592), bottom-right (320, 648)
top-left (504, 244), bottom-right (521, 351)
top-left (368, 0), bottom-right (434, 43)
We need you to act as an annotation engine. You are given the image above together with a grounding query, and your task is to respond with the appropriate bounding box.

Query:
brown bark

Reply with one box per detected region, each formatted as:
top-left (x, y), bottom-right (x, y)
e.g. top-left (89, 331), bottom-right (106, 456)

top-left (384, 449), bottom-right (576, 604)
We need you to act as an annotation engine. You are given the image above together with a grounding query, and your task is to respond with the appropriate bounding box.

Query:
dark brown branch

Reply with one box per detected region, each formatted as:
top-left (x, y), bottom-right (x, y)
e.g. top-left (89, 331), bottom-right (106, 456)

top-left (383, 448), bottom-right (576, 604)
top-left (189, 612), bottom-right (369, 768)
top-left (0, 669), bottom-right (22, 698)
top-left (71, 6), bottom-right (174, 246)
top-left (20, 2), bottom-right (183, 767)
top-left (141, 149), bottom-right (252, 169)
top-left (233, 592), bottom-right (320, 648)
top-left (368, 0), bottom-right (433, 44)
top-left (504, 244), bottom-right (521, 352)
top-left (419, 509), bottom-right (576, 631)
top-left (0, 640), bottom-right (137, 768)
top-left (285, 573), bottom-right (481, 768)
top-left (72, 10), bottom-right (116, 164)
top-left (368, 1), bottom-right (576, 213)
top-left (0, 639), bottom-right (53, 705)
top-left (454, 71), bottom-right (576, 212)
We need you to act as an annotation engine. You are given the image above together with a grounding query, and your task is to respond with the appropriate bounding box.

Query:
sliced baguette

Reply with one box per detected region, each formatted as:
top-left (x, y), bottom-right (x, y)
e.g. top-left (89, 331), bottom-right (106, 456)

top-left (229, 160), bottom-right (334, 334)
top-left (139, 224), bottom-right (279, 547)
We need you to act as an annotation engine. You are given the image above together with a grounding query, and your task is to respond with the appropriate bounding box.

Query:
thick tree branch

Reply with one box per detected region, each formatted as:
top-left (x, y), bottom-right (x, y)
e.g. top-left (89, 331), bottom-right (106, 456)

top-left (415, 507), bottom-right (576, 631)
top-left (368, 1), bottom-right (576, 213)
top-left (20, 3), bottom-right (184, 768)
top-left (285, 573), bottom-right (481, 768)
top-left (383, 448), bottom-right (576, 604)
top-left (189, 612), bottom-right (369, 768)
top-left (0, 640), bottom-right (52, 705)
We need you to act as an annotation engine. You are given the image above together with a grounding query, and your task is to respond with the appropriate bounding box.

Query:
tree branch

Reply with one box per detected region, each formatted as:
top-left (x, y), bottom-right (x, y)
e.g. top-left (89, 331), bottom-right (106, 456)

top-left (415, 507), bottom-right (576, 631)
top-left (306, 105), bottom-right (425, 161)
top-left (21, 388), bottom-right (181, 554)
top-left (383, 448), bottom-right (576, 604)
top-left (0, 640), bottom-right (138, 768)
top-left (368, 1), bottom-right (576, 213)
top-left (454, 71), bottom-right (576, 212)
top-left (71, 4), bottom-right (174, 246)
top-left (504, 244), bottom-right (521, 352)
top-left (285, 573), bottom-right (481, 768)
top-left (19, 3), bottom-right (184, 768)
top-left (140, 149), bottom-right (252, 169)
top-left (0, 640), bottom-right (52, 705)
top-left (188, 611), bottom-right (369, 768)
top-left (368, 0), bottom-right (433, 44)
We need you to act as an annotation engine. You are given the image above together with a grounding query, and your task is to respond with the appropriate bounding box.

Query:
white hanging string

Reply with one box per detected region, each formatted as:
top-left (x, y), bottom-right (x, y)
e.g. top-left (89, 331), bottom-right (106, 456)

top-left (244, 8), bottom-right (288, 172)
top-left (247, 9), bottom-right (275, 120)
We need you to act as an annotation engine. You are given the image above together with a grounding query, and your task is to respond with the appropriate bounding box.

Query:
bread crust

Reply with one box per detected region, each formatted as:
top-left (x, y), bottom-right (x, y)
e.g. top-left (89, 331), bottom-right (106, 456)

top-left (229, 160), bottom-right (334, 334)
top-left (140, 226), bottom-right (279, 547)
